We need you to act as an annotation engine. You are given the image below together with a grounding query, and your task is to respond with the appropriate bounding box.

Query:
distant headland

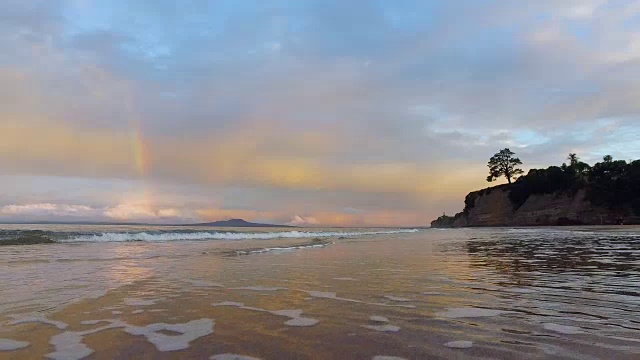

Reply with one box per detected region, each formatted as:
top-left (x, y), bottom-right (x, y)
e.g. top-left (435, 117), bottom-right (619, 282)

top-left (188, 218), bottom-right (293, 228)
top-left (432, 150), bottom-right (640, 227)
top-left (0, 219), bottom-right (292, 228)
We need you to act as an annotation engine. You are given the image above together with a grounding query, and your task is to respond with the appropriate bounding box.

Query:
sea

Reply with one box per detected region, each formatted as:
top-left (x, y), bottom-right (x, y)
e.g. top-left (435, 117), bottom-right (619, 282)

top-left (1, 224), bottom-right (639, 359)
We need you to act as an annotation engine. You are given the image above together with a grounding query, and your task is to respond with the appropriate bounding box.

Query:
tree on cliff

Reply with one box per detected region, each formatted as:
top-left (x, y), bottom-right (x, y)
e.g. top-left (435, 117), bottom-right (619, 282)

top-left (562, 153), bottom-right (591, 182)
top-left (486, 148), bottom-right (524, 184)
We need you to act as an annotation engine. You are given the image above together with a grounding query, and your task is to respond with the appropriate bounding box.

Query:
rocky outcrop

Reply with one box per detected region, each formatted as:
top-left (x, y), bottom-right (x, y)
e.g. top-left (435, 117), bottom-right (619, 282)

top-left (431, 185), bottom-right (639, 227)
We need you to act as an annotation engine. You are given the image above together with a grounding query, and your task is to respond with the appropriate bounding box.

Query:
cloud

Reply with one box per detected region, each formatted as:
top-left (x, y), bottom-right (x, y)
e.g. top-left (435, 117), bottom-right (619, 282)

top-left (0, 203), bottom-right (101, 222)
top-left (0, 1), bottom-right (639, 225)
top-left (287, 215), bottom-right (319, 227)
top-left (0, 203), bottom-right (95, 217)
top-left (103, 204), bottom-right (188, 222)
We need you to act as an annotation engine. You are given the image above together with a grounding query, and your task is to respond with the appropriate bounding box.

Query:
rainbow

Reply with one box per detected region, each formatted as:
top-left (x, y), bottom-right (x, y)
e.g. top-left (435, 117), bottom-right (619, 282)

top-left (127, 102), bottom-right (154, 209)
top-left (130, 119), bottom-right (151, 177)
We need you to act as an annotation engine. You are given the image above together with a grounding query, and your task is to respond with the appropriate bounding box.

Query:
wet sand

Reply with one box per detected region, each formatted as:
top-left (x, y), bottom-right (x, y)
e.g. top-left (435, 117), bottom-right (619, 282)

top-left (1, 228), bottom-right (639, 359)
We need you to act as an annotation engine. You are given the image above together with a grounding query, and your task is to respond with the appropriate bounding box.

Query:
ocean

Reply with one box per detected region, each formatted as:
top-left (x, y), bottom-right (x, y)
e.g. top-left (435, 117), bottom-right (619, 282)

top-left (1, 225), bottom-right (639, 359)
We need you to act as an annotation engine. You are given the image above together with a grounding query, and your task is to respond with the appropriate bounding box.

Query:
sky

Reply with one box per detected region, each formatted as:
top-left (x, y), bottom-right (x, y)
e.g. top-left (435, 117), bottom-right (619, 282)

top-left (1, 0), bottom-right (640, 226)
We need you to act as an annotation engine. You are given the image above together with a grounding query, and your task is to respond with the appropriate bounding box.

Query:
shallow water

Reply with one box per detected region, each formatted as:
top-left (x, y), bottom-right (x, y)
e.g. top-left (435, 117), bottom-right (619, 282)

top-left (1, 226), bottom-right (639, 359)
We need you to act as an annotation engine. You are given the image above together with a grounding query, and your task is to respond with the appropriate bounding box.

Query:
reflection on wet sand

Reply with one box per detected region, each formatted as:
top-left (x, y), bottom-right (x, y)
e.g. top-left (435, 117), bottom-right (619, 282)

top-left (1, 228), bottom-right (639, 359)
top-left (466, 230), bottom-right (640, 274)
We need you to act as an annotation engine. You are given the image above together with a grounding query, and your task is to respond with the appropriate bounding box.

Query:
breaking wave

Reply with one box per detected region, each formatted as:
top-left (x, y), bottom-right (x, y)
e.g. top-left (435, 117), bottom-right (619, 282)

top-left (59, 229), bottom-right (420, 243)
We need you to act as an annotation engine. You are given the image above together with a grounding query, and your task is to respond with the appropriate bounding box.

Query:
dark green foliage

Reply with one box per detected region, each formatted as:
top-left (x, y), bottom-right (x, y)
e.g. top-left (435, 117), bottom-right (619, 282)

top-left (587, 157), bottom-right (628, 208)
top-left (561, 153), bottom-right (591, 185)
top-left (509, 164), bottom-right (586, 209)
top-left (504, 153), bottom-right (640, 213)
top-left (487, 148), bottom-right (524, 184)
top-left (586, 157), bottom-right (640, 213)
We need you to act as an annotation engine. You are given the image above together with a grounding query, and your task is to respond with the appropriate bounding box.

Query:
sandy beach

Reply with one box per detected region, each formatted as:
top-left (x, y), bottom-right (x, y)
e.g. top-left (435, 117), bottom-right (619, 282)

top-left (1, 227), bottom-right (639, 359)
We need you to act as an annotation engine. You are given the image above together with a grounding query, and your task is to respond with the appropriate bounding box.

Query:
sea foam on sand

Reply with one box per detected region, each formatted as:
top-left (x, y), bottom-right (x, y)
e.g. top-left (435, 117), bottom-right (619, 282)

top-left (213, 302), bottom-right (319, 327)
top-left (444, 340), bottom-right (473, 349)
top-left (10, 315), bottom-right (68, 330)
top-left (370, 316), bottom-right (389, 322)
top-left (362, 324), bottom-right (401, 332)
top-left (383, 295), bottom-right (411, 302)
top-left (48, 322), bottom-right (123, 360)
top-left (302, 290), bottom-right (415, 308)
top-left (232, 286), bottom-right (287, 292)
top-left (47, 318), bottom-right (214, 360)
top-left (210, 354), bottom-right (262, 360)
top-left (124, 298), bottom-right (159, 306)
top-left (0, 339), bottom-right (30, 351)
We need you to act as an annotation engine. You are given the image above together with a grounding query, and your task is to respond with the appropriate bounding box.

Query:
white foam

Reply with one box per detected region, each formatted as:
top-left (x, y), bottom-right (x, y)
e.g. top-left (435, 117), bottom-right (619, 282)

top-left (185, 279), bottom-right (225, 288)
top-left (213, 303), bottom-right (318, 327)
top-left (284, 317), bottom-right (319, 327)
top-left (303, 290), bottom-right (362, 303)
top-left (48, 331), bottom-right (94, 360)
top-left (211, 354), bottom-right (262, 360)
top-left (63, 229), bottom-right (420, 243)
top-left (302, 290), bottom-right (415, 308)
top-left (233, 286), bottom-right (287, 292)
top-left (48, 318), bottom-right (214, 358)
top-left (124, 298), bottom-right (158, 306)
top-left (124, 319), bottom-right (215, 351)
top-left (132, 310), bottom-right (144, 314)
top-left (383, 295), bottom-right (411, 302)
top-left (111, 311), bottom-right (122, 315)
top-left (80, 320), bottom-right (109, 325)
top-left (436, 307), bottom-right (511, 318)
top-left (0, 338), bottom-right (29, 351)
top-left (362, 324), bottom-right (401, 332)
top-left (444, 340), bottom-right (473, 349)
top-left (543, 323), bottom-right (584, 335)
top-left (306, 291), bottom-right (339, 299)
top-left (10, 316), bottom-right (68, 330)
top-left (370, 316), bottom-right (389, 322)
top-left (213, 301), bottom-right (245, 307)
top-left (271, 309), bottom-right (304, 318)
top-left (48, 322), bottom-right (122, 360)
top-left (333, 277), bottom-right (358, 281)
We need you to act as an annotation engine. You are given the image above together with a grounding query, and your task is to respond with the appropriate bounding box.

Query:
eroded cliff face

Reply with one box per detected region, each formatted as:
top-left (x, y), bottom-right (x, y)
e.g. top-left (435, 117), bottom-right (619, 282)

top-left (433, 186), bottom-right (638, 227)
top-left (459, 187), bottom-right (513, 226)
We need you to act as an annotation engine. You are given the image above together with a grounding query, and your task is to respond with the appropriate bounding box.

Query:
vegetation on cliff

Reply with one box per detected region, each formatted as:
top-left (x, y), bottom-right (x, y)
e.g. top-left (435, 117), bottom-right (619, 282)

top-left (486, 148), bottom-right (524, 184)
top-left (511, 155), bottom-right (639, 214)
top-left (473, 153), bottom-right (639, 214)
top-left (432, 152), bottom-right (640, 227)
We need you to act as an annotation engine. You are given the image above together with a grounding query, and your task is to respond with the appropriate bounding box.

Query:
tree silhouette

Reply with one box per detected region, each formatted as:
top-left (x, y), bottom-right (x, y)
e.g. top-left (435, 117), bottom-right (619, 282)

top-left (487, 148), bottom-right (524, 184)
top-left (568, 153), bottom-right (579, 166)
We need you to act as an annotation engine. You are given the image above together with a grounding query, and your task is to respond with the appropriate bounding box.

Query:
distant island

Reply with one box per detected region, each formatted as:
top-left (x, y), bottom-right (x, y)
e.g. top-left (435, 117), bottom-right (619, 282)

top-left (432, 150), bottom-right (640, 227)
top-left (1, 218), bottom-right (292, 228)
top-left (188, 218), bottom-right (293, 228)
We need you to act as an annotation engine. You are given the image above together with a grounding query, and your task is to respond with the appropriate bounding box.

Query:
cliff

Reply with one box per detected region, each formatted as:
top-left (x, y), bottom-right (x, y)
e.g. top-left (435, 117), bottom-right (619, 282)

top-left (432, 185), bottom-right (640, 227)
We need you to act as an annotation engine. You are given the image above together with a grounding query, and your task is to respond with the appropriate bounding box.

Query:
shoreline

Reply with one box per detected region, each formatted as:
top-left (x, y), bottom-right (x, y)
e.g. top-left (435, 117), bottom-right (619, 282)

top-left (2, 228), bottom-right (638, 359)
